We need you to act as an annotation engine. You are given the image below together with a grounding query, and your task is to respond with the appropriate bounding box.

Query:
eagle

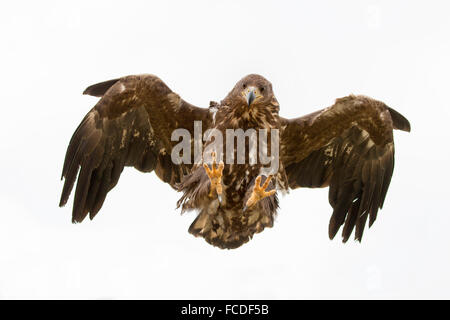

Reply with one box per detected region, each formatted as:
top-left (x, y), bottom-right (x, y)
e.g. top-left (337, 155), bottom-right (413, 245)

top-left (59, 74), bottom-right (410, 249)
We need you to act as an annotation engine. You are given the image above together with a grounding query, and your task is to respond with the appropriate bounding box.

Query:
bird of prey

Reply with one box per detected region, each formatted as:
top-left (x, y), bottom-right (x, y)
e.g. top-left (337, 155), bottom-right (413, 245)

top-left (59, 74), bottom-right (410, 249)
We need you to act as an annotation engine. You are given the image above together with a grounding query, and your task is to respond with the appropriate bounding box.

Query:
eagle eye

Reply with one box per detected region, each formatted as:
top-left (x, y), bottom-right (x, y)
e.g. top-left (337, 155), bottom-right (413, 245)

top-left (243, 84), bottom-right (247, 89)
top-left (260, 86), bottom-right (265, 92)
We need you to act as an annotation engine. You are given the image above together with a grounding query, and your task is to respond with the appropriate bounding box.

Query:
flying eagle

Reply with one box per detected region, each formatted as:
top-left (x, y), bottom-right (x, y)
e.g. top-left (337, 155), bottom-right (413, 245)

top-left (59, 74), bottom-right (410, 249)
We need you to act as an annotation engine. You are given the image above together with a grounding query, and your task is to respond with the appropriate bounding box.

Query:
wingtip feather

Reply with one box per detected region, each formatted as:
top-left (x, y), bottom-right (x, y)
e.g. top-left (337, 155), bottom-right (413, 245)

top-left (83, 78), bottom-right (120, 97)
top-left (387, 107), bottom-right (411, 132)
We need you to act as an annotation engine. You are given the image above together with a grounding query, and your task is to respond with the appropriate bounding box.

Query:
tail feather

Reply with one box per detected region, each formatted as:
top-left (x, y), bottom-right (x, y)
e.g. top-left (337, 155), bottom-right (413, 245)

top-left (188, 205), bottom-right (276, 249)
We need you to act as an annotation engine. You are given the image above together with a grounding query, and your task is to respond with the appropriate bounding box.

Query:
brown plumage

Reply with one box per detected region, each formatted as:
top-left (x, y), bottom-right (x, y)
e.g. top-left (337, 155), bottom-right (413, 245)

top-left (59, 73), bottom-right (410, 249)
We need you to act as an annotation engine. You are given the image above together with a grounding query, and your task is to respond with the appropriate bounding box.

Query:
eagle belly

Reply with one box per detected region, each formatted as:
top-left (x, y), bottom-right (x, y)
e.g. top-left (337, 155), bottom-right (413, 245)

top-left (178, 164), bottom-right (282, 249)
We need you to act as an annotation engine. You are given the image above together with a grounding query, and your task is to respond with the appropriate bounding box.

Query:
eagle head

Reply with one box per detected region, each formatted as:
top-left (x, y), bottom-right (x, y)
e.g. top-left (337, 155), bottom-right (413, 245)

top-left (222, 74), bottom-right (279, 113)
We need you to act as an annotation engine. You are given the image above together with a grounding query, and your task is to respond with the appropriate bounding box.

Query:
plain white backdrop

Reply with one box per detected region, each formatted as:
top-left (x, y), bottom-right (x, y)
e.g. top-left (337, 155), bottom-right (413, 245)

top-left (0, 0), bottom-right (449, 299)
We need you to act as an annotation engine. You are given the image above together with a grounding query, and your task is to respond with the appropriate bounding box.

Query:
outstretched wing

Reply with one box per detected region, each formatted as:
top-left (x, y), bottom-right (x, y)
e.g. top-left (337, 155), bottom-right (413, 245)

top-left (60, 74), bottom-right (210, 223)
top-left (280, 95), bottom-right (410, 242)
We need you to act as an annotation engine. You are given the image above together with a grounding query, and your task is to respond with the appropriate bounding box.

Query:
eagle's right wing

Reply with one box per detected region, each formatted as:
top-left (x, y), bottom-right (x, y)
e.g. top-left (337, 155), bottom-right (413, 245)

top-left (59, 74), bottom-right (210, 223)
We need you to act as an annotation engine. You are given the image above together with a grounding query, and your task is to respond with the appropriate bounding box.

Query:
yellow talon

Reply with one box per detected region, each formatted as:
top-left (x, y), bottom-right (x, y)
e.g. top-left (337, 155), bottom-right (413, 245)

top-left (203, 152), bottom-right (224, 201)
top-left (244, 175), bottom-right (276, 211)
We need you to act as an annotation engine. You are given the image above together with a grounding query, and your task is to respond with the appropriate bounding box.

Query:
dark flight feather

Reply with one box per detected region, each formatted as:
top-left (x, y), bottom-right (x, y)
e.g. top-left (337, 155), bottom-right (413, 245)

top-left (83, 78), bottom-right (120, 97)
top-left (388, 107), bottom-right (411, 132)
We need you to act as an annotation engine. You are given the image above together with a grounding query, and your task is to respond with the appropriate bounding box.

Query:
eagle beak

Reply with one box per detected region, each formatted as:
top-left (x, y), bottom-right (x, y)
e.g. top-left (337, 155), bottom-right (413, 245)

top-left (245, 87), bottom-right (257, 106)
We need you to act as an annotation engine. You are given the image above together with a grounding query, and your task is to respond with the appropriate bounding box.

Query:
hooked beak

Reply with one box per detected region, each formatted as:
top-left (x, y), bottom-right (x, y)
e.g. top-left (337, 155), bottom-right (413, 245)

top-left (245, 87), bottom-right (257, 106)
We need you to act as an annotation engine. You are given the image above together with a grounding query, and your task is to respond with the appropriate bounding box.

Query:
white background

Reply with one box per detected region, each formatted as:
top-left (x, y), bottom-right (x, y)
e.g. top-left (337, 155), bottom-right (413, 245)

top-left (0, 0), bottom-right (448, 299)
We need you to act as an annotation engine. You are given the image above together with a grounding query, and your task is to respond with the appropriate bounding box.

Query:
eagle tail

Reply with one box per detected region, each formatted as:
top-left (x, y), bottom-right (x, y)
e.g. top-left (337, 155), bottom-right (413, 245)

top-left (188, 207), bottom-right (275, 250)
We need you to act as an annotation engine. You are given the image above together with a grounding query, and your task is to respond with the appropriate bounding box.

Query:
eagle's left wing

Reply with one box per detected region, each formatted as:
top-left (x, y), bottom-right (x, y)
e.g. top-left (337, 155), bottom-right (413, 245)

top-left (280, 95), bottom-right (410, 242)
